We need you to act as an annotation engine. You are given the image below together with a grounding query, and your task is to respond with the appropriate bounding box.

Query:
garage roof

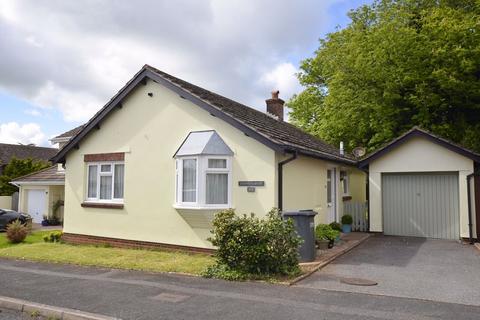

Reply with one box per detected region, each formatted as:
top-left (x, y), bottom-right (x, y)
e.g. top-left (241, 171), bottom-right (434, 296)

top-left (11, 166), bottom-right (65, 185)
top-left (358, 127), bottom-right (480, 168)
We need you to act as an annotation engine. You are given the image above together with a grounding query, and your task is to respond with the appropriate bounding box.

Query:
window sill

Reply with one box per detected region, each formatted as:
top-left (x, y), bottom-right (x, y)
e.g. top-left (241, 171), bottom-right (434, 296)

top-left (342, 195), bottom-right (352, 201)
top-left (81, 202), bottom-right (124, 209)
top-left (173, 204), bottom-right (232, 210)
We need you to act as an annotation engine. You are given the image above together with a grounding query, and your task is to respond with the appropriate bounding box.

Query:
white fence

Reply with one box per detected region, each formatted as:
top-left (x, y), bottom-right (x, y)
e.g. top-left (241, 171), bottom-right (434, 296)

top-left (344, 201), bottom-right (368, 232)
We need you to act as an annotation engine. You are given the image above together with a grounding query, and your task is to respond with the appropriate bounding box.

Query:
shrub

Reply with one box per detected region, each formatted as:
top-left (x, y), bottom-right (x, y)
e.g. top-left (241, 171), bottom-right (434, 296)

top-left (329, 222), bottom-right (342, 232)
top-left (315, 224), bottom-right (339, 241)
top-left (207, 208), bottom-right (302, 279)
top-left (43, 231), bottom-right (63, 243)
top-left (341, 214), bottom-right (353, 225)
top-left (6, 220), bottom-right (29, 243)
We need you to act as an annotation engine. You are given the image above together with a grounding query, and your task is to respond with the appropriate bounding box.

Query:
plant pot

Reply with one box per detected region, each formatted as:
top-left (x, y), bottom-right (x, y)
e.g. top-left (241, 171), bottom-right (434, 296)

top-left (328, 239), bottom-right (335, 249)
top-left (41, 220), bottom-right (49, 226)
top-left (342, 224), bottom-right (352, 233)
top-left (335, 234), bottom-right (341, 242)
top-left (317, 239), bottom-right (329, 250)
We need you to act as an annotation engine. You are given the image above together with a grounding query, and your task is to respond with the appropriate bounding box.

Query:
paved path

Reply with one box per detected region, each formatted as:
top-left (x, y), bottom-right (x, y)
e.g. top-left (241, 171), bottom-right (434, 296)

top-left (0, 259), bottom-right (479, 319)
top-left (296, 235), bottom-right (480, 306)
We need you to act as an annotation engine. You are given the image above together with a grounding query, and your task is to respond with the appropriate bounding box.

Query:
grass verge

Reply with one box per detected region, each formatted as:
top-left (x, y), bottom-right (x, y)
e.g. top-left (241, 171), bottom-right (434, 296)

top-left (0, 231), bottom-right (214, 275)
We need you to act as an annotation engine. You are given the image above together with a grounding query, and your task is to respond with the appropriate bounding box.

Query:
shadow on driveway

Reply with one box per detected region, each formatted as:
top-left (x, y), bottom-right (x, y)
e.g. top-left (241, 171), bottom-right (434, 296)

top-left (296, 234), bottom-right (480, 306)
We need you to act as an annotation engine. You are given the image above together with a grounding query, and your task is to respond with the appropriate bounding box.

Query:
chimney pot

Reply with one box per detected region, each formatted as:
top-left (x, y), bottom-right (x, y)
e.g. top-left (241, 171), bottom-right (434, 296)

top-left (265, 90), bottom-right (284, 121)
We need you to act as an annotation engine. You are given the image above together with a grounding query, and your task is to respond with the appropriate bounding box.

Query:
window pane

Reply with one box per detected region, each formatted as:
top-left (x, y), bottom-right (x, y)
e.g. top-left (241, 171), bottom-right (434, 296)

top-left (100, 176), bottom-right (112, 199)
top-left (182, 159), bottom-right (196, 202)
top-left (206, 173), bottom-right (228, 204)
top-left (101, 164), bottom-right (111, 172)
top-left (208, 159), bottom-right (226, 168)
top-left (88, 165), bottom-right (97, 198)
top-left (327, 170), bottom-right (332, 203)
top-left (114, 164), bottom-right (124, 198)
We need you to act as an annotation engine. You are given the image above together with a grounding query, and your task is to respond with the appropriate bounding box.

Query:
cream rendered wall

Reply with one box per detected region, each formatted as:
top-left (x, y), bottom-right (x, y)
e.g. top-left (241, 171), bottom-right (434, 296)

top-left (348, 169), bottom-right (367, 203)
top-left (64, 79), bottom-right (277, 249)
top-left (369, 136), bottom-right (474, 238)
top-left (0, 196), bottom-right (12, 209)
top-left (281, 155), bottom-right (363, 225)
top-left (49, 185), bottom-right (65, 221)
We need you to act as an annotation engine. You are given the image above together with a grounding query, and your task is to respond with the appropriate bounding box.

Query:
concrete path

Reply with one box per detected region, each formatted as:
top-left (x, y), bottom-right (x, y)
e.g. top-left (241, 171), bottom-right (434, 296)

top-left (0, 258), bottom-right (479, 319)
top-left (296, 235), bottom-right (480, 306)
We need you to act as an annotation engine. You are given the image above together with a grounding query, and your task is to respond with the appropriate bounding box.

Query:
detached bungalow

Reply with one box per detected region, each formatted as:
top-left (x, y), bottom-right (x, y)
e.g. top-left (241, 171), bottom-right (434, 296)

top-left (51, 65), bottom-right (366, 250)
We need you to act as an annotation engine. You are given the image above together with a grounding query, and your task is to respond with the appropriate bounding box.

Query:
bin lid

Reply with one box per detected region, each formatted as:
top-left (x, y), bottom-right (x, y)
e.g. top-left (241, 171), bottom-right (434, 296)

top-left (282, 210), bottom-right (317, 217)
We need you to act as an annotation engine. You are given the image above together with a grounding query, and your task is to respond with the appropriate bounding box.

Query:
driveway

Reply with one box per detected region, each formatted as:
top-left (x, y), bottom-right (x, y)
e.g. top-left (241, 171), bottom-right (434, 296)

top-left (296, 235), bottom-right (480, 306)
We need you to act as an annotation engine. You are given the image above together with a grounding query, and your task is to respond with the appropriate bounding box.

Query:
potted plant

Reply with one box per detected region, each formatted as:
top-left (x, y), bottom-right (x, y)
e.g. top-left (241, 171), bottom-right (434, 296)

top-left (315, 224), bottom-right (339, 249)
top-left (341, 214), bottom-right (353, 233)
top-left (41, 215), bottom-right (49, 226)
top-left (329, 222), bottom-right (342, 242)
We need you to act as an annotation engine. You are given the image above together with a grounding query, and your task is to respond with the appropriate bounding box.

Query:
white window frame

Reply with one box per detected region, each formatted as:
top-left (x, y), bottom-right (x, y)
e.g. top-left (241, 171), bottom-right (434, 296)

top-left (340, 170), bottom-right (350, 196)
top-left (85, 161), bottom-right (125, 204)
top-left (175, 156), bottom-right (232, 209)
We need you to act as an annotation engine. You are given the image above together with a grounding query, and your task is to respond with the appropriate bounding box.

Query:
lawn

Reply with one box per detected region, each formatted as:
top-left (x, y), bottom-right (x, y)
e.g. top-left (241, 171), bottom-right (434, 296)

top-left (0, 231), bottom-right (214, 275)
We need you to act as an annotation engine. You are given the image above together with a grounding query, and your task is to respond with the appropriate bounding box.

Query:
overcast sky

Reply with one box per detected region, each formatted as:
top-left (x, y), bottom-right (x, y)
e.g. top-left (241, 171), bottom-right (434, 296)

top-left (0, 0), bottom-right (370, 147)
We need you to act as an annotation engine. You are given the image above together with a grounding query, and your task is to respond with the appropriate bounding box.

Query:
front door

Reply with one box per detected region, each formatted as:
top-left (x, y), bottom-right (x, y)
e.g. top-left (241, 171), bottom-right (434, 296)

top-left (327, 168), bottom-right (337, 223)
top-left (27, 189), bottom-right (46, 223)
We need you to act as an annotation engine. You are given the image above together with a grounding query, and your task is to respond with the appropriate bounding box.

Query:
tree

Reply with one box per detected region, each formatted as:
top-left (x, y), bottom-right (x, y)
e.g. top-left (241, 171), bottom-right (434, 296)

top-left (288, 0), bottom-right (480, 153)
top-left (0, 158), bottom-right (50, 195)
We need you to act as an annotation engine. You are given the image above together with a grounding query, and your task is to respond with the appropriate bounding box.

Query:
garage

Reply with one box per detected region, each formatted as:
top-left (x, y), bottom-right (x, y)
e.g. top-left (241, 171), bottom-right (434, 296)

top-left (27, 189), bottom-right (46, 223)
top-left (382, 173), bottom-right (459, 239)
top-left (359, 127), bottom-right (480, 241)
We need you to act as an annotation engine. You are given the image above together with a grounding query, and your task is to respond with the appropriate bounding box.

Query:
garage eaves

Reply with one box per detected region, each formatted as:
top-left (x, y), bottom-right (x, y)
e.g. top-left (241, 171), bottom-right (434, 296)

top-left (358, 127), bottom-right (480, 168)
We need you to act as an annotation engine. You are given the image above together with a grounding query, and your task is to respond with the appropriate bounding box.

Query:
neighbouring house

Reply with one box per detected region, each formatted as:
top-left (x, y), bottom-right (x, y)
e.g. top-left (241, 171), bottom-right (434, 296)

top-left (0, 143), bottom-right (58, 211)
top-left (8, 128), bottom-right (83, 223)
top-left (50, 65), bottom-right (367, 251)
top-left (0, 143), bottom-right (57, 175)
top-left (359, 127), bottom-right (480, 241)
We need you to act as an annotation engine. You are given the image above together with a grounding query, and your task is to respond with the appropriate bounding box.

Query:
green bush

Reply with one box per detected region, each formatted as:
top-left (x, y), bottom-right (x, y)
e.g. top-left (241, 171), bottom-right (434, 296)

top-left (43, 231), bottom-right (63, 243)
top-left (206, 208), bottom-right (302, 279)
top-left (6, 220), bottom-right (29, 243)
top-left (329, 222), bottom-right (342, 232)
top-left (341, 214), bottom-right (353, 225)
top-left (315, 224), bottom-right (339, 241)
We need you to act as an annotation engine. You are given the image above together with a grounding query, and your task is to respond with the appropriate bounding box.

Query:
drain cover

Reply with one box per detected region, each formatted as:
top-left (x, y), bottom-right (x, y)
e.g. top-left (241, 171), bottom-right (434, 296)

top-left (151, 293), bottom-right (190, 303)
top-left (340, 277), bottom-right (378, 286)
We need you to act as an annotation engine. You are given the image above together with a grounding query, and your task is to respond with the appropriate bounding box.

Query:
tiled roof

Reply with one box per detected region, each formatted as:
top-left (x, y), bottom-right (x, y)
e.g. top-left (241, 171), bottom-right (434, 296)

top-left (0, 144), bottom-right (57, 166)
top-left (52, 65), bottom-right (355, 165)
top-left (144, 65), bottom-right (353, 162)
top-left (53, 125), bottom-right (85, 139)
top-left (12, 166), bottom-right (65, 183)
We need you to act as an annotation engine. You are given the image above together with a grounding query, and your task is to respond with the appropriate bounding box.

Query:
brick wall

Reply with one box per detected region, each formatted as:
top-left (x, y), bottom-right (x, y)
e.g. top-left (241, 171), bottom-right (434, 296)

top-left (62, 233), bottom-right (215, 255)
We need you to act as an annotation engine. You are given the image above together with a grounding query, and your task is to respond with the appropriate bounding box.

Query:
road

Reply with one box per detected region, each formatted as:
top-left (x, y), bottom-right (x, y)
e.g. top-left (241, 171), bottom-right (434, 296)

top-left (0, 258), bottom-right (478, 320)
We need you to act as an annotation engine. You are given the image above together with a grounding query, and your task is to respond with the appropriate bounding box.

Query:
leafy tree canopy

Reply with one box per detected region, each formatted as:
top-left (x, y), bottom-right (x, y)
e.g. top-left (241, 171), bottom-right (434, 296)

top-left (288, 0), bottom-right (480, 153)
top-left (0, 158), bottom-right (50, 196)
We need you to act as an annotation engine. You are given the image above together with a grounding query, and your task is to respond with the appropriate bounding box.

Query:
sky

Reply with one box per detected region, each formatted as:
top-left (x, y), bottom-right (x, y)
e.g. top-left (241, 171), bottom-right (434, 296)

top-left (0, 0), bottom-right (371, 147)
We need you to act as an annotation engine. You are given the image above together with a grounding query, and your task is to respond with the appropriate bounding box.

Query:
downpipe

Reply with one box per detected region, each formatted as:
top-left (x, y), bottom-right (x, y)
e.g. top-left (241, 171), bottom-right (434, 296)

top-left (278, 151), bottom-right (298, 212)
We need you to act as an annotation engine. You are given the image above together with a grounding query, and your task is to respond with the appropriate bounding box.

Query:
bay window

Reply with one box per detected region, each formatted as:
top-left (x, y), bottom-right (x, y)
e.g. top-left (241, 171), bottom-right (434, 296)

top-left (175, 156), bottom-right (231, 208)
top-left (86, 162), bottom-right (125, 203)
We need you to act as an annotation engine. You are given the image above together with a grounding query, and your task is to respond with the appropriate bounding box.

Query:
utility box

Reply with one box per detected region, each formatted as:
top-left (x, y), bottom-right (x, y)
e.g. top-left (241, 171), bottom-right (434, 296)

top-left (282, 210), bottom-right (317, 262)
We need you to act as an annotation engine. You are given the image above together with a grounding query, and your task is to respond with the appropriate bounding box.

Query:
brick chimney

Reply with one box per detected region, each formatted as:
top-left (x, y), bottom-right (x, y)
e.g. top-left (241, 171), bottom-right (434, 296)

top-left (265, 90), bottom-right (284, 121)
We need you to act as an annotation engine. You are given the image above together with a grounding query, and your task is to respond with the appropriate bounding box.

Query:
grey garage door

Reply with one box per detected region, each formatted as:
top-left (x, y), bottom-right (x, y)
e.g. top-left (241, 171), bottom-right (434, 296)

top-left (382, 173), bottom-right (459, 239)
